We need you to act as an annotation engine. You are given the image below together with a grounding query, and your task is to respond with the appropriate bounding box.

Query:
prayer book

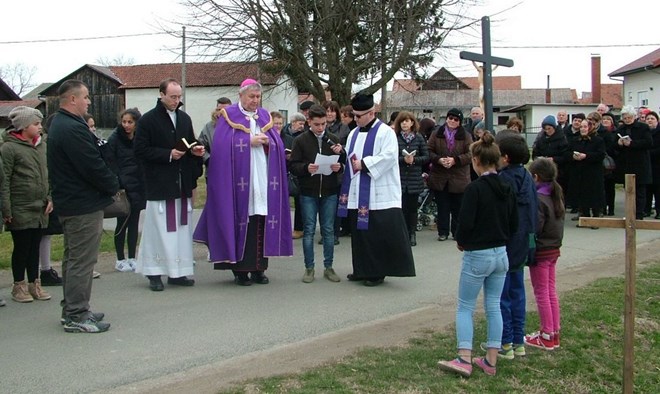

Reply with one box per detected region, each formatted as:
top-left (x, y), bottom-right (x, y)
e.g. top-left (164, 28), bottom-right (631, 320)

top-left (402, 149), bottom-right (417, 157)
top-left (175, 137), bottom-right (198, 151)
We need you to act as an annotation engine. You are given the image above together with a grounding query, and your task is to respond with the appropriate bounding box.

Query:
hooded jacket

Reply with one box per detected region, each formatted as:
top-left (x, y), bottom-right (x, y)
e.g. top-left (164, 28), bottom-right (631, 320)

top-left (456, 173), bottom-right (518, 251)
top-left (107, 126), bottom-right (146, 210)
top-left (499, 164), bottom-right (538, 270)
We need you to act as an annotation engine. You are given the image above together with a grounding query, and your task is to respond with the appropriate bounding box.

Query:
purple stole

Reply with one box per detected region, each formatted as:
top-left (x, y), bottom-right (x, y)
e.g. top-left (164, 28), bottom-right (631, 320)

top-left (337, 120), bottom-right (380, 230)
top-left (166, 197), bottom-right (188, 232)
top-left (193, 104), bottom-right (293, 262)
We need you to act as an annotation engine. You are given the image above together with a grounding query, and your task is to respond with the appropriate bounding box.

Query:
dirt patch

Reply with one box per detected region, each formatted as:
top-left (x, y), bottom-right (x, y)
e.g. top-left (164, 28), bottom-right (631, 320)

top-left (108, 238), bottom-right (660, 394)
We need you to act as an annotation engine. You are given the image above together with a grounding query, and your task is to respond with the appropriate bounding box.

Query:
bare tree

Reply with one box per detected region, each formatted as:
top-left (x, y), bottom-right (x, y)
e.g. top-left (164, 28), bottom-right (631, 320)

top-left (165, 0), bottom-right (478, 105)
top-left (96, 55), bottom-right (136, 67)
top-left (0, 63), bottom-right (37, 97)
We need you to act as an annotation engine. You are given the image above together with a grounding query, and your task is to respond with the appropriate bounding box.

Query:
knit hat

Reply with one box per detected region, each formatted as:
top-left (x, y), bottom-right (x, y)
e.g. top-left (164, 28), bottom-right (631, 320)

top-left (541, 115), bottom-right (557, 129)
top-left (446, 108), bottom-right (463, 122)
top-left (9, 106), bottom-right (43, 131)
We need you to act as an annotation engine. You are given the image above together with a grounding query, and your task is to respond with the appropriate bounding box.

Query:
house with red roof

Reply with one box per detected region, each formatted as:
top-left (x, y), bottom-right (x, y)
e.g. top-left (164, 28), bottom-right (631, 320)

top-left (609, 47), bottom-right (660, 111)
top-left (38, 63), bottom-right (298, 135)
top-left (0, 78), bottom-right (45, 130)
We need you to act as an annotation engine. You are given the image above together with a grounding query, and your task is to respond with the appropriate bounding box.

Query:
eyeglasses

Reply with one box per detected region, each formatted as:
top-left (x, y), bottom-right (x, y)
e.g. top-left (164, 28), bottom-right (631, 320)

top-left (352, 111), bottom-right (372, 119)
top-left (447, 115), bottom-right (460, 122)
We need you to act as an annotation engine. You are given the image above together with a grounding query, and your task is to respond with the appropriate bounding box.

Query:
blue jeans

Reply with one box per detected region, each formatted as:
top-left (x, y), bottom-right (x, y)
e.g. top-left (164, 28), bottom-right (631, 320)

top-left (500, 269), bottom-right (526, 345)
top-left (456, 247), bottom-right (509, 350)
top-left (300, 194), bottom-right (337, 269)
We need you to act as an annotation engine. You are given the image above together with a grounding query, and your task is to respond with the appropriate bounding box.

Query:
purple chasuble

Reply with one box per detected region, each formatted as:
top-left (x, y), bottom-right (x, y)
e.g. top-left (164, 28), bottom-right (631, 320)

top-left (193, 104), bottom-right (293, 262)
top-left (337, 120), bottom-right (380, 230)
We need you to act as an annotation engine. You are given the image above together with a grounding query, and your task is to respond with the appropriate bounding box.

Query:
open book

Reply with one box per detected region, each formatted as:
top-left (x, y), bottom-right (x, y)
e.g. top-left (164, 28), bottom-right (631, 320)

top-left (402, 149), bottom-right (417, 157)
top-left (174, 137), bottom-right (198, 151)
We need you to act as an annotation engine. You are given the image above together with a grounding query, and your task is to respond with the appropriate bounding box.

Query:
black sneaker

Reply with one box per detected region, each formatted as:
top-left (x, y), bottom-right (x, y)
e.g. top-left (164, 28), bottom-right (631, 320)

top-left (63, 318), bottom-right (110, 333)
top-left (40, 268), bottom-right (63, 286)
top-left (61, 311), bottom-right (105, 325)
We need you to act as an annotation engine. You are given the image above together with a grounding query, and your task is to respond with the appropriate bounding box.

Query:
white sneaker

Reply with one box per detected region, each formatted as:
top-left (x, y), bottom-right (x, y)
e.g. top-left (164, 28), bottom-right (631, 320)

top-left (115, 260), bottom-right (132, 272)
top-left (127, 258), bottom-right (137, 271)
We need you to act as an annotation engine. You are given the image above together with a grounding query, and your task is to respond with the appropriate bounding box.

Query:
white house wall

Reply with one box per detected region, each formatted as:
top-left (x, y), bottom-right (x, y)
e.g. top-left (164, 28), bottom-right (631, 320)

top-left (621, 71), bottom-right (659, 111)
top-left (124, 77), bottom-right (299, 136)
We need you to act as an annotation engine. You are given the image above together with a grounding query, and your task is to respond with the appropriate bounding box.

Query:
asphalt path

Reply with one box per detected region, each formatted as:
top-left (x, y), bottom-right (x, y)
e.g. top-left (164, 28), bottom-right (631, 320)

top-left (0, 192), bottom-right (659, 393)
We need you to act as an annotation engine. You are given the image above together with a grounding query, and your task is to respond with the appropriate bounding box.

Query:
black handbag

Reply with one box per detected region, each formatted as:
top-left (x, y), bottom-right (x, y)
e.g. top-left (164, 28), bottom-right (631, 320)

top-left (103, 189), bottom-right (131, 218)
top-left (603, 154), bottom-right (616, 172)
top-left (287, 173), bottom-right (299, 197)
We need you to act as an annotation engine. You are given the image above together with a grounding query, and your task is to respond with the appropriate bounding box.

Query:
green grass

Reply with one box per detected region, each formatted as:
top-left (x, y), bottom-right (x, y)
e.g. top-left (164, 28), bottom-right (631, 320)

top-left (220, 262), bottom-right (660, 393)
top-left (0, 231), bottom-right (116, 270)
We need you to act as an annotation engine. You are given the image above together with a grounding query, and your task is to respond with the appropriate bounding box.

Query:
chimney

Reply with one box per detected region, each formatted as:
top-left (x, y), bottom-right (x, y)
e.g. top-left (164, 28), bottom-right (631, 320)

top-left (591, 54), bottom-right (601, 104)
top-left (545, 75), bottom-right (551, 103)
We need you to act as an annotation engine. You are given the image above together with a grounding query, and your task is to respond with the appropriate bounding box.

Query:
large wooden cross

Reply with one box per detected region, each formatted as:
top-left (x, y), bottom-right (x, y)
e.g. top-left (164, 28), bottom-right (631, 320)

top-left (459, 16), bottom-right (514, 132)
top-left (579, 174), bottom-right (660, 394)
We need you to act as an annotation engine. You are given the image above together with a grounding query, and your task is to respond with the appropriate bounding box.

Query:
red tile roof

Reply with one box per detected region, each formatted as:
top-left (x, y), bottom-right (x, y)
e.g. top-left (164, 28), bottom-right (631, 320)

top-left (609, 47), bottom-right (660, 77)
top-left (108, 62), bottom-right (281, 89)
top-left (460, 76), bottom-right (521, 90)
top-left (576, 84), bottom-right (623, 108)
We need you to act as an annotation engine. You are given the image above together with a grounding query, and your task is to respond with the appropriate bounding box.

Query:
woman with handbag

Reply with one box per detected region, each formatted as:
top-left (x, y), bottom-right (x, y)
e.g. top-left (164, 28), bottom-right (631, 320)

top-left (107, 108), bottom-right (146, 272)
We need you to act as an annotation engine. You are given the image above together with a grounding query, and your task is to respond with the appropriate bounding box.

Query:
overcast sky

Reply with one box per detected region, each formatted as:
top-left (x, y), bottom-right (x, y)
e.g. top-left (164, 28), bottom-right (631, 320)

top-left (2, 0), bottom-right (658, 96)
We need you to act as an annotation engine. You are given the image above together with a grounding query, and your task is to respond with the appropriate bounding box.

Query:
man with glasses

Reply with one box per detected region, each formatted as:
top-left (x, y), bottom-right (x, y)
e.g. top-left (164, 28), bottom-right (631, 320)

top-left (337, 93), bottom-right (415, 287)
top-left (134, 78), bottom-right (205, 291)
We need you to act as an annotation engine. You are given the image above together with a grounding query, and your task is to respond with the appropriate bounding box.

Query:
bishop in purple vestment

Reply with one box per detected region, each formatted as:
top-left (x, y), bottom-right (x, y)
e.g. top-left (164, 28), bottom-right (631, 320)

top-left (193, 79), bottom-right (293, 286)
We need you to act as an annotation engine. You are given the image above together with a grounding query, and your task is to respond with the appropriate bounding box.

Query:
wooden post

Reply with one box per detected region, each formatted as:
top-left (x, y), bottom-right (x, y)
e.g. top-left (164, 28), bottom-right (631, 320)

top-left (579, 174), bottom-right (660, 393)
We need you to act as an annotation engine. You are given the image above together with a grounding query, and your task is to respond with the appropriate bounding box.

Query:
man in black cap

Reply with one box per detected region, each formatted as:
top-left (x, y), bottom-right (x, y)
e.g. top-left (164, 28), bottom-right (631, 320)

top-left (336, 93), bottom-right (416, 287)
top-left (299, 100), bottom-right (315, 118)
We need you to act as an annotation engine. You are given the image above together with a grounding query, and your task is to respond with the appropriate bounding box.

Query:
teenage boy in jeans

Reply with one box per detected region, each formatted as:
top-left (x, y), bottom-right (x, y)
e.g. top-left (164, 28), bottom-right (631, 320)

top-left (289, 105), bottom-right (345, 283)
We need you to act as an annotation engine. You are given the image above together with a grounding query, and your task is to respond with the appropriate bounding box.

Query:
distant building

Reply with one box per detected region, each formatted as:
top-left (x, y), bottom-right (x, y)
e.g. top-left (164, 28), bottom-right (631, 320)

top-left (609, 47), bottom-right (660, 111)
top-left (38, 63), bottom-right (298, 135)
top-left (0, 78), bottom-right (45, 130)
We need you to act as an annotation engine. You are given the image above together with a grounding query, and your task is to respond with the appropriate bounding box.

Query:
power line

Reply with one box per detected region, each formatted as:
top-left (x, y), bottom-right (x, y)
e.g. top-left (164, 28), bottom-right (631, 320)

top-left (0, 32), bottom-right (172, 45)
top-left (446, 43), bottom-right (659, 49)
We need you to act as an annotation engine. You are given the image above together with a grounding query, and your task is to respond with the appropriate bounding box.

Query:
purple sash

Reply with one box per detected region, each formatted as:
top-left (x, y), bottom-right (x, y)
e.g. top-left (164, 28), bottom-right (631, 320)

top-left (337, 120), bottom-right (380, 230)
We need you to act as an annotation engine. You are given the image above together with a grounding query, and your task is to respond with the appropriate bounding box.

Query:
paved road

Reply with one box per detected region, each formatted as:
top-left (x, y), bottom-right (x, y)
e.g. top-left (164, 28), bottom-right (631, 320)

top-left (0, 192), bottom-right (658, 393)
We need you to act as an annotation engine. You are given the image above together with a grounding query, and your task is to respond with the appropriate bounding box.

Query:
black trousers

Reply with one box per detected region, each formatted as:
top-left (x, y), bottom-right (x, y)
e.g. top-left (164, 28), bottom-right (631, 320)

top-left (402, 193), bottom-right (419, 234)
top-left (10, 228), bottom-right (42, 283)
top-left (114, 208), bottom-right (142, 260)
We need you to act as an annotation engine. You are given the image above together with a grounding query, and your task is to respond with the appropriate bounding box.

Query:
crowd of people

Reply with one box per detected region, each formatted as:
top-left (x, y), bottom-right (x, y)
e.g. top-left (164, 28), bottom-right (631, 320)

top-left (0, 76), bottom-right (657, 379)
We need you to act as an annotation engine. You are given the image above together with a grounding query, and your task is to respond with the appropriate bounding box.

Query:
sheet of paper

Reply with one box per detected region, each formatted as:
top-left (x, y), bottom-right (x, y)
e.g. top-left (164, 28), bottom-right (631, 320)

top-left (313, 153), bottom-right (340, 176)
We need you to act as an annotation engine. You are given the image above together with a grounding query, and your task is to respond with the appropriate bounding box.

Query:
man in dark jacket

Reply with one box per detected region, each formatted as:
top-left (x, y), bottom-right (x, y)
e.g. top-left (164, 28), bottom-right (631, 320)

top-left (290, 105), bottom-right (345, 283)
top-left (134, 78), bottom-right (204, 291)
top-left (48, 80), bottom-right (120, 333)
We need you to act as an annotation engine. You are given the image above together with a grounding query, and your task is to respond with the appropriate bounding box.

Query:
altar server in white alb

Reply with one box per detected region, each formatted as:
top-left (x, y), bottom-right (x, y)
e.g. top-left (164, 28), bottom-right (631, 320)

top-left (337, 93), bottom-right (415, 287)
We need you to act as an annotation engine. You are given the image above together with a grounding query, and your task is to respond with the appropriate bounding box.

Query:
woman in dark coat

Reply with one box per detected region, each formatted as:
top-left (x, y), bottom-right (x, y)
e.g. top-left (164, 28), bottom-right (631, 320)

top-left (427, 108), bottom-right (473, 241)
top-left (645, 111), bottom-right (660, 219)
top-left (566, 115), bottom-right (605, 224)
top-left (613, 105), bottom-right (653, 220)
top-left (532, 115), bottom-right (570, 207)
top-left (107, 108), bottom-right (146, 272)
top-left (600, 113), bottom-right (619, 215)
top-left (394, 111), bottom-right (429, 246)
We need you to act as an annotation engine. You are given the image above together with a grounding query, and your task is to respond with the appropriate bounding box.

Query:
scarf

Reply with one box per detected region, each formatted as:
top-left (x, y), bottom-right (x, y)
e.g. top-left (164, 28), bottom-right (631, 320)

top-left (402, 131), bottom-right (415, 144)
top-left (537, 181), bottom-right (553, 196)
top-left (444, 125), bottom-right (457, 151)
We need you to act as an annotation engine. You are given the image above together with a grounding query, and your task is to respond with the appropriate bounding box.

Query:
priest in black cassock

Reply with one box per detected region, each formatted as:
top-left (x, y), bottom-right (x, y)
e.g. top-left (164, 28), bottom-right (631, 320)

top-left (337, 93), bottom-right (416, 286)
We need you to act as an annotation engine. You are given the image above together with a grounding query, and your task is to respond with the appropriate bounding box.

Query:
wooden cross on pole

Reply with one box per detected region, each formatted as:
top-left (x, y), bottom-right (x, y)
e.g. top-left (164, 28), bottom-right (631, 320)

top-left (459, 16), bottom-right (514, 132)
top-left (579, 174), bottom-right (660, 394)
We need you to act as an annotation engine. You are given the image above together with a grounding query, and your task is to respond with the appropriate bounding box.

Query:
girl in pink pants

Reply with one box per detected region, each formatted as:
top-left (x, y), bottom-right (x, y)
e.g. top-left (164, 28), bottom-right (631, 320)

top-left (525, 158), bottom-right (565, 350)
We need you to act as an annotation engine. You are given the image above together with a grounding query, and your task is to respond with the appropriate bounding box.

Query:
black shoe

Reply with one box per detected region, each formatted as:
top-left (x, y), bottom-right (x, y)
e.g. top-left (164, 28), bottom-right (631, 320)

top-left (40, 268), bottom-right (63, 286)
top-left (655, 214), bottom-right (660, 220)
top-left (251, 271), bottom-right (269, 284)
top-left (363, 278), bottom-right (384, 287)
top-left (334, 237), bottom-right (340, 245)
top-left (570, 208), bottom-right (578, 214)
top-left (148, 276), bottom-right (164, 291)
top-left (347, 273), bottom-right (363, 282)
top-left (167, 276), bottom-right (195, 286)
top-left (61, 311), bottom-right (105, 325)
top-left (318, 238), bottom-right (323, 245)
top-left (410, 233), bottom-right (417, 246)
top-left (437, 235), bottom-right (448, 241)
top-left (234, 273), bottom-right (252, 286)
top-left (571, 215), bottom-right (580, 221)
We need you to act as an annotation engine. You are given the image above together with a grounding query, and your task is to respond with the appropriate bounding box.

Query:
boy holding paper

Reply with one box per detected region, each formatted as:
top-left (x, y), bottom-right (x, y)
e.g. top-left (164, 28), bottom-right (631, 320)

top-left (290, 105), bottom-right (346, 283)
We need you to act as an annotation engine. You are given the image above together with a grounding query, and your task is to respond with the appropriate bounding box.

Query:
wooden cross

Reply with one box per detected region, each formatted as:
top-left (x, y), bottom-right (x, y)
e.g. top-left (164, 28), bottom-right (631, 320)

top-left (579, 174), bottom-right (660, 394)
top-left (459, 16), bottom-right (514, 132)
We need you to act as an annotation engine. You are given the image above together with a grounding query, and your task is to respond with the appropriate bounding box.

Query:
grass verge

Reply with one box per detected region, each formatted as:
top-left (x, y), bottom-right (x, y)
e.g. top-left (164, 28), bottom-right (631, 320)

top-left (220, 262), bottom-right (660, 394)
top-left (0, 231), bottom-right (116, 270)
